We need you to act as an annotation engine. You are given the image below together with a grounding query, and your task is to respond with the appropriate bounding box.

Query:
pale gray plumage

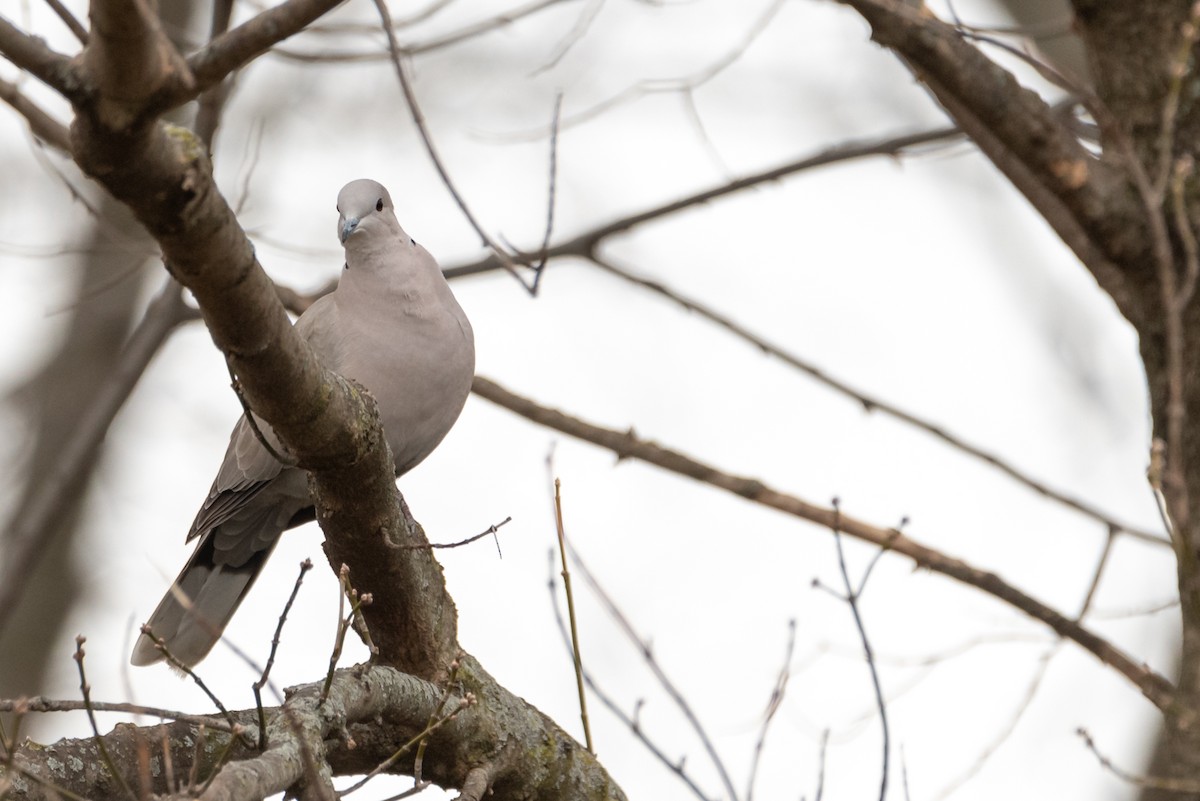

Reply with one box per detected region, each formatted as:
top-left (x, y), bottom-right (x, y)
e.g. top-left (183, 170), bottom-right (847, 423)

top-left (131, 179), bottom-right (475, 668)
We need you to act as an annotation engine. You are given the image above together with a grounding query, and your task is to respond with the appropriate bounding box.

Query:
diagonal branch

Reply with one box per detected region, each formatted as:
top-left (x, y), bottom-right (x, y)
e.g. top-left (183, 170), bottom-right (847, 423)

top-left (443, 124), bottom-right (966, 280)
top-left (0, 77), bottom-right (71, 150)
top-left (586, 254), bottom-right (1167, 546)
top-left (471, 375), bottom-right (1178, 714)
top-left (0, 14), bottom-right (83, 99)
top-left (187, 0), bottom-right (346, 94)
top-left (834, 0), bottom-right (1148, 324)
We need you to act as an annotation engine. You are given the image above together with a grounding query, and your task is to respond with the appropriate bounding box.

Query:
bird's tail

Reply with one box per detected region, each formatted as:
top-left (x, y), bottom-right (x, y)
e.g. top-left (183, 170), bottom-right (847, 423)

top-left (130, 533), bottom-right (277, 668)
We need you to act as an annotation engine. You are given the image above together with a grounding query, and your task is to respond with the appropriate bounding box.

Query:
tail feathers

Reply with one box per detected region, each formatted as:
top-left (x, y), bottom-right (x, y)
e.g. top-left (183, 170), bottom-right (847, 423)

top-left (131, 534), bottom-right (276, 668)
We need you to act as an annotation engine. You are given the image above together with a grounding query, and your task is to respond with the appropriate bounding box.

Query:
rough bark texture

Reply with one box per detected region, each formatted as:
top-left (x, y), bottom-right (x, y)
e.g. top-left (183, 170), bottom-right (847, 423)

top-left (5, 665), bottom-right (621, 801)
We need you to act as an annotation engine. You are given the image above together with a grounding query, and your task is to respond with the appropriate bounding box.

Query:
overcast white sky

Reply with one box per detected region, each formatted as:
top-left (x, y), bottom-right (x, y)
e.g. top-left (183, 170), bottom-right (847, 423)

top-left (0, 1), bottom-right (1176, 799)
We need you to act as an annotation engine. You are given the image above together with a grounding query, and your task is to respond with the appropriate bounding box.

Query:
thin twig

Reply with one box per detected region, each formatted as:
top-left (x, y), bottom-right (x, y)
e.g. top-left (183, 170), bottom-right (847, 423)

top-left (545, 553), bottom-right (716, 801)
top-left (745, 619), bottom-right (795, 801)
top-left (1153, 4), bottom-right (1200, 197)
top-left (1077, 727), bottom-right (1200, 792)
top-left (443, 125), bottom-right (966, 280)
top-left (73, 637), bottom-right (137, 801)
top-left (563, 541), bottom-right (740, 801)
top-left (254, 559), bottom-right (313, 749)
top-left (321, 567), bottom-right (374, 704)
top-left (931, 645), bottom-right (1058, 800)
top-left (139, 626), bottom-right (244, 736)
top-left (187, 725), bottom-right (204, 793)
top-left (275, 0), bottom-right (575, 61)
top-left (552, 478), bottom-right (593, 753)
top-left (813, 729), bottom-right (830, 801)
top-left (529, 94), bottom-right (564, 295)
top-left (587, 255), bottom-right (1167, 547)
top-left (829, 504), bottom-right (889, 801)
top-left (412, 659), bottom-right (463, 791)
top-left (1170, 156), bottom-right (1200, 308)
top-left (0, 698), bottom-right (239, 732)
top-left (225, 360), bottom-right (295, 466)
top-left (370, 0), bottom-right (533, 292)
top-left (397, 517), bottom-right (512, 551)
top-left (42, 0), bottom-right (89, 43)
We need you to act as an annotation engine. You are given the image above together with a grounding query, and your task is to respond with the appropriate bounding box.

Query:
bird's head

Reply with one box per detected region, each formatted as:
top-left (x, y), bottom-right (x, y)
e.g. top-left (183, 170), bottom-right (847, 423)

top-left (336, 179), bottom-right (399, 245)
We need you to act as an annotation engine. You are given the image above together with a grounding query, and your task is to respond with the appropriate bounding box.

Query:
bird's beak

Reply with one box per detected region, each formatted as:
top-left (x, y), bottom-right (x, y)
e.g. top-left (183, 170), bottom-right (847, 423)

top-left (340, 217), bottom-right (360, 243)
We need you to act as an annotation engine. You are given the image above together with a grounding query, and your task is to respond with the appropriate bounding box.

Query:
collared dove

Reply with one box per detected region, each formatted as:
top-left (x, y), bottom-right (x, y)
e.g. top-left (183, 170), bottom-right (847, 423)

top-left (131, 179), bottom-right (475, 668)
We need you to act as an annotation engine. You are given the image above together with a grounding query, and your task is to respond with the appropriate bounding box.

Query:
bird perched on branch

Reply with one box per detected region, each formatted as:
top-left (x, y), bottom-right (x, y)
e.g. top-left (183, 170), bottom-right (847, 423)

top-left (132, 179), bottom-right (475, 668)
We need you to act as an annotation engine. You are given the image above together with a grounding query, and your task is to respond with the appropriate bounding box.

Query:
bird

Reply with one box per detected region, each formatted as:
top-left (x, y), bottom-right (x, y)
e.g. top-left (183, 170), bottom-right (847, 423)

top-left (131, 179), bottom-right (475, 668)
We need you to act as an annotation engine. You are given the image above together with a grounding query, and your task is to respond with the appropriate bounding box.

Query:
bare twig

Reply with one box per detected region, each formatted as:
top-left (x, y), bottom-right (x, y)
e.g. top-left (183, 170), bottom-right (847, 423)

top-left (814, 729), bottom-right (830, 801)
top-left (254, 559), bottom-right (313, 749)
top-left (563, 541), bottom-right (740, 801)
top-left (397, 516), bottom-right (512, 551)
top-left (745, 619), bottom-right (795, 801)
top-left (1078, 727), bottom-right (1200, 792)
top-left (1170, 157), bottom-right (1200, 308)
top-left (1153, 4), bottom-right (1200, 196)
top-left (321, 567), bottom-right (375, 704)
top-left (139, 626), bottom-right (244, 736)
top-left (513, 0), bottom-right (786, 134)
top-left (42, 0), bottom-right (89, 44)
top-left (225, 360), bottom-right (296, 466)
top-left (274, 0), bottom-right (576, 62)
top-left (73, 637), bottom-right (136, 801)
top-left (828, 504), bottom-right (889, 801)
top-left (545, 553), bottom-right (716, 801)
top-left (528, 93), bottom-right (564, 294)
top-left (551, 479), bottom-right (593, 753)
top-left (472, 375), bottom-right (1178, 712)
top-left (444, 125), bottom-right (966, 280)
top-left (0, 698), bottom-right (238, 732)
top-left (931, 645), bottom-right (1058, 800)
top-left (370, 0), bottom-right (533, 292)
top-left (587, 254), bottom-right (1166, 547)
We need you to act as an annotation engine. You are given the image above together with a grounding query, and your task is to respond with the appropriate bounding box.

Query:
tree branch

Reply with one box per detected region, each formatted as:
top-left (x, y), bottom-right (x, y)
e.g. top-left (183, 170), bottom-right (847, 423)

top-left (443, 124), bottom-right (966, 280)
top-left (471, 375), bottom-right (1178, 714)
top-left (0, 14), bottom-right (82, 99)
top-left (5, 665), bottom-right (622, 801)
top-left (833, 0), bottom-right (1149, 324)
top-left (187, 0), bottom-right (346, 94)
top-left (84, 0), bottom-right (195, 130)
top-left (0, 77), bottom-right (71, 150)
top-left (586, 254), bottom-right (1167, 546)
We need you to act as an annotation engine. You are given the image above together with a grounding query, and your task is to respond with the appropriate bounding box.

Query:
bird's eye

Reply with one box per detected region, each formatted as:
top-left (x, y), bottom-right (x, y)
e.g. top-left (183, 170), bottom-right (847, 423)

top-left (375, 198), bottom-right (384, 212)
